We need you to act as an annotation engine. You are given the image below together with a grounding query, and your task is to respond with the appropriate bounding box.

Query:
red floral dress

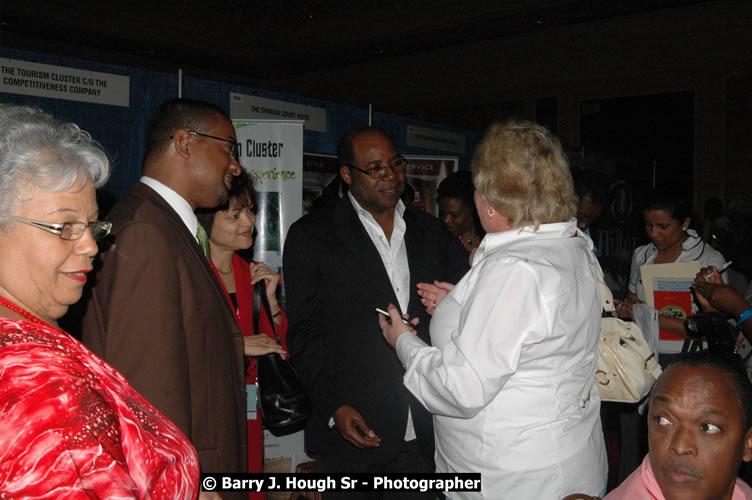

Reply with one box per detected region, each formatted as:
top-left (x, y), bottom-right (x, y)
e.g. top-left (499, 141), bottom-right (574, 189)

top-left (0, 318), bottom-right (199, 499)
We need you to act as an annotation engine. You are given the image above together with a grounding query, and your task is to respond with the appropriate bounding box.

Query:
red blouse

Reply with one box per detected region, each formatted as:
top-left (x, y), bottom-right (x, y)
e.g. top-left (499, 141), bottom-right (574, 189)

top-left (211, 254), bottom-right (289, 499)
top-left (0, 318), bottom-right (199, 499)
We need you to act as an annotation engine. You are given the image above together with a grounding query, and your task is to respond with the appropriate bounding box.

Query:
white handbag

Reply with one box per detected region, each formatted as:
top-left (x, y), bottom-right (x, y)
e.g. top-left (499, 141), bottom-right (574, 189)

top-left (590, 250), bottom-right (662, 403)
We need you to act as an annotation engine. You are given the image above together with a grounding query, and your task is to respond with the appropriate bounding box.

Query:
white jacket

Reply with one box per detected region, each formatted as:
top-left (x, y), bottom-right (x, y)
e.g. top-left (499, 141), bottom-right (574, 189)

top-left (396, 219), bottom-right (607, 499)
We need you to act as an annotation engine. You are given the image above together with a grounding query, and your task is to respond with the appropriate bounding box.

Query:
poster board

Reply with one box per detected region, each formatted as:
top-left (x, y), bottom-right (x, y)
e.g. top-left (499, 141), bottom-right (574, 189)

top-left (403, 155), bottom-right (458, 215)
top-left (302, 152), bottom-right (340, 214)
top-left (233, 119), bottom-right (305, 471)
top-left (233, 119), bottom-right (303, 268)
top-left (640, 261), bottom-right (701, 341)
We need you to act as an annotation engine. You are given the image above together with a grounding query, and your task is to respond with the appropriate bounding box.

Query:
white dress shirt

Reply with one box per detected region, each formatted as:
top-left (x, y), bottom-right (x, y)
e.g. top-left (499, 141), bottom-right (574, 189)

top-left (139, 176), bottom-right (199, 243)
top-left (395, 219), bottom-right (607, 498)
top-left (348, 192), bottom-right (415, 441)
top-left (348, 192), bottom-right (410, 311)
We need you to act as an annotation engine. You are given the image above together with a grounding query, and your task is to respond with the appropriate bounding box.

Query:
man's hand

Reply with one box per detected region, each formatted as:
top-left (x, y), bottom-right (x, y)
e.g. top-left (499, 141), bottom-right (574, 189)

top-left (693, 264), bottom-right (724, 312)
top-left (693, 270), bottom-right (749, 317)
top-left (333, 405), bottom-right (381, 448)
top-left (613, 299), bottom-right (634, 320)
top-left (696, 265), bottom-right (724, 286)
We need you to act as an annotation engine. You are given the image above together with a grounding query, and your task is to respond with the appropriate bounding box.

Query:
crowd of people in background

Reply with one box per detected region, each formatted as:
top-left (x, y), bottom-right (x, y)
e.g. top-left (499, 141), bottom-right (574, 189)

top-left (1, 99), bottom-right (752, 499)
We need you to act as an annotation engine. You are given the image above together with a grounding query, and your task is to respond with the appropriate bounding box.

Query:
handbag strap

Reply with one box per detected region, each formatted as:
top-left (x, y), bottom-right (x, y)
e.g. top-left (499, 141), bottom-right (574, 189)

top-left (254, 281), bottom-right (281, 343)
top-left (252, 280), bottom-right (261, 335)
top-left (585, 245), bottom-right (616, 314)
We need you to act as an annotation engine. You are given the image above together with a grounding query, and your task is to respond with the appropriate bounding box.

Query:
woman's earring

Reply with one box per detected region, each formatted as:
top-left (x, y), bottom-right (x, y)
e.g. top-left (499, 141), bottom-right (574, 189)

top-left (487, 208), bottom-right (495, 217)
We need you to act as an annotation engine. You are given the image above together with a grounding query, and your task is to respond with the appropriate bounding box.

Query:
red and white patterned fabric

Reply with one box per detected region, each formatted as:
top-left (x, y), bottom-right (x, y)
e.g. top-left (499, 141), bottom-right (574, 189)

top-left (0, 318), bottom-right (199, 499)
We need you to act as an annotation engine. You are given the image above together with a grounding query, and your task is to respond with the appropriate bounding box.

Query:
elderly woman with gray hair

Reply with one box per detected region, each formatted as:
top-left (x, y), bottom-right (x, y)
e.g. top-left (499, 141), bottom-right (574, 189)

top-left (0, 106), bottom-right (199, 498)
top-left (380, 120), bottom-right (607, 498)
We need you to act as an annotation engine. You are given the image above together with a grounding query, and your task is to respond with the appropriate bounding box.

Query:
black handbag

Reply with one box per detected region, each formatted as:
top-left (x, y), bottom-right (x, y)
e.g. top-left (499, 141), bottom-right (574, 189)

top-left (252, 281), bottom-right (311, 436)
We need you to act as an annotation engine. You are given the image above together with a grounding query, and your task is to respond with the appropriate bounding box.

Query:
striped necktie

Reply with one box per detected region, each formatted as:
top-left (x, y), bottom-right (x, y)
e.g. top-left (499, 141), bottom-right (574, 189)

top-left (196, 222), bottom-right (211, 258)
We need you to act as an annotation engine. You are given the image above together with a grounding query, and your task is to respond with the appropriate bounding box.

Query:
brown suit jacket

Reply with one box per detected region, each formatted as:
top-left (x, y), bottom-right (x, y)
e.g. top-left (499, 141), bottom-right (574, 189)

top-left (82, 181), bottom-right (247, 476)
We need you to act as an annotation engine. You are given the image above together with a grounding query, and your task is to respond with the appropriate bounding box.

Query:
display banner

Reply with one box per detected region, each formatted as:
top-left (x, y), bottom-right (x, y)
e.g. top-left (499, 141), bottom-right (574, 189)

top-left (233, 119), bottom-right (305, 472)
top-left (231, 92), bottom-right (327, 132)
top-left (406, 125), bottom-right (465, 154)
top-left (404, 155), bottom-right (458, 215)
top-left (233, 120), bottom-right (303, 272)
top-left (302, 152), bottom-right (340, 214)
top-left (0, 58), bottom-right (129, 107)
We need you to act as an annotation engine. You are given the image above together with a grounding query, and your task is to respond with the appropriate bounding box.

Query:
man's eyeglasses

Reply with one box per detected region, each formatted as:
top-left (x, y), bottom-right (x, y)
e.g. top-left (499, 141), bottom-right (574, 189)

top-left (0, 214), bottom-right (112, 240)
top-left (347, 156), bottom-right (408, 179)
top-left (188, 130), bottom-right (239, 159)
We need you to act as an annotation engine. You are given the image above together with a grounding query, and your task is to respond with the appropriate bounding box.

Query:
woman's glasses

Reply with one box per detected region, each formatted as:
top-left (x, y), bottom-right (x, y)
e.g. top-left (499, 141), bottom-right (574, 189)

top-left (0, 214), bottom-right (112, 240)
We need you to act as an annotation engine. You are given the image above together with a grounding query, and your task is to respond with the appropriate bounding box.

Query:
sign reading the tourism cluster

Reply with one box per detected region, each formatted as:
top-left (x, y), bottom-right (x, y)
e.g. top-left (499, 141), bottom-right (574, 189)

top-left (233, 119), bottom-right (303, 272)
top-left (233, 118), bottom-right (305, 471)
top-left (0, 58), bottom-right (130, 107)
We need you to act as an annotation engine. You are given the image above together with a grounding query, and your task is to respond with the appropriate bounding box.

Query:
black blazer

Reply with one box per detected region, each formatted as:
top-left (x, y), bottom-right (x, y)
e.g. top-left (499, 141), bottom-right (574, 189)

top-left (283, 196), bottom-right (452, 464)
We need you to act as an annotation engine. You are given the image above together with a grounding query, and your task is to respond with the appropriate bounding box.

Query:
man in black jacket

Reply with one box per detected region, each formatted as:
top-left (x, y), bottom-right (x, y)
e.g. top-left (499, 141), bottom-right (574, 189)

top-left (284, 127), bottom-right (450, 497)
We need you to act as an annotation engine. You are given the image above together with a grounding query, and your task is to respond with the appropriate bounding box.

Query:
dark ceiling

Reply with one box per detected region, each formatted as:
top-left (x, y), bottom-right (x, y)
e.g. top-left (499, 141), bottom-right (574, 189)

top-left (0, 0), bottom-right (718, 129)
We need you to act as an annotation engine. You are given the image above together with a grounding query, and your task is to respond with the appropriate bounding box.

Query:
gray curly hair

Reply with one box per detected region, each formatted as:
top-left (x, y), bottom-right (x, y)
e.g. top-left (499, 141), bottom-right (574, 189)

top-left (0, 105), bottom-right (110, 223)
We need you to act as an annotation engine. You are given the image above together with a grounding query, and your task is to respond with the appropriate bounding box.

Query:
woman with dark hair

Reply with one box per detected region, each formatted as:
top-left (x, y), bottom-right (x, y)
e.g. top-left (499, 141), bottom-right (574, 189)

top-left (438, 170), bottom-right (485, 265)
top-left (197, 171), bottom-right (286, 496)
top-left (573, 171), bottom-right (606, 234)
top-left (617, 193), bottom-right (726, 358)
top-left (436, 170), bottom-right (485, 280)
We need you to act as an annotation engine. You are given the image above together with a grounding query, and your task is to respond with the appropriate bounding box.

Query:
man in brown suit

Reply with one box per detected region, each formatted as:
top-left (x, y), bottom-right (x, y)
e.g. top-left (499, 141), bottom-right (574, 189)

top-left (82, 99), bottom-right (247, 486)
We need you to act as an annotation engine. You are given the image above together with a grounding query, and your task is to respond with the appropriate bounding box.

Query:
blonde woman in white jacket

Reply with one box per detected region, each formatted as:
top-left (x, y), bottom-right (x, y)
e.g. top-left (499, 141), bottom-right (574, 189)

top-left (380, 120), bottom-right (607, 499)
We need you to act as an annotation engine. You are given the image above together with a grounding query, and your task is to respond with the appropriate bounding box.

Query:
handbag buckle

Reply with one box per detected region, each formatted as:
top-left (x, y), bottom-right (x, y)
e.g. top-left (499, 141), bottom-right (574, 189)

top-left (644, 353), bottom-right (655, 370)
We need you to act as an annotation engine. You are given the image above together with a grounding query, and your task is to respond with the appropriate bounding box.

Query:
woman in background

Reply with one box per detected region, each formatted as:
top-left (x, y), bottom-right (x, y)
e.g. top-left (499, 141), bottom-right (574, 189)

top-left (612, 193), bottom-right (727, 486)
top-left (198, 171), bottom-right (287, 496)
top-left (617, 193), bottom-right (726, 360)
top-left (381, 120), bottom-right (607, 498)
top-left (438, 170), bottom-right (485, 272)
top-left (0, 106), bottom-right (199, 498)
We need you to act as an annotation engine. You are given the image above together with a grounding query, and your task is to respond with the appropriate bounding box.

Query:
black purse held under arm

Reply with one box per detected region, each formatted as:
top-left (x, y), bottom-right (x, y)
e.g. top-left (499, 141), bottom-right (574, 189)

top-left (253, 281), bottom-right (311, 436)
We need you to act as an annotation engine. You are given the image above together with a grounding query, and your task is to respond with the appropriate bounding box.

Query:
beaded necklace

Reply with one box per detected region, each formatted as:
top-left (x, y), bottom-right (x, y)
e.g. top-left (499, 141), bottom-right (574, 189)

top-left (0, 295), bottom-right (54, 329)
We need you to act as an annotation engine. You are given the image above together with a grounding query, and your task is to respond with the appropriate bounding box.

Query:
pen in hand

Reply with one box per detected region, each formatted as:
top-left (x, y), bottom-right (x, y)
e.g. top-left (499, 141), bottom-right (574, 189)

top-left (375, 308), bottom-right (412, 326)
top-left (705, 261), bottom-right (732, 280)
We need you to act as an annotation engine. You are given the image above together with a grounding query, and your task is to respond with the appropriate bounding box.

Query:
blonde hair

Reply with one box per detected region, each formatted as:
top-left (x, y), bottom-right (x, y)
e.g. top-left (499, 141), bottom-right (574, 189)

top-left (472, 119), bottom-right (576, 230)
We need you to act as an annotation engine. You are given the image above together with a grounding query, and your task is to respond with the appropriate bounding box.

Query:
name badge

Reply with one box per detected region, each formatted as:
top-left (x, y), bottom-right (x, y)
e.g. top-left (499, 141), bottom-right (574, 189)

top-left (246, 383), bottom-right (257, 420)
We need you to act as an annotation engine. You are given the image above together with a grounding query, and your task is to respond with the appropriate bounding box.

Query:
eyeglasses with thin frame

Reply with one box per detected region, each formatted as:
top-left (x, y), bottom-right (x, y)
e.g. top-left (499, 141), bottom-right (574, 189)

top-left (347, 155), bottom-right (408, 179)
top-left (0, 214), bottom-right (112, 240)
top-left (188, 130), bottom-right (239, 159)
